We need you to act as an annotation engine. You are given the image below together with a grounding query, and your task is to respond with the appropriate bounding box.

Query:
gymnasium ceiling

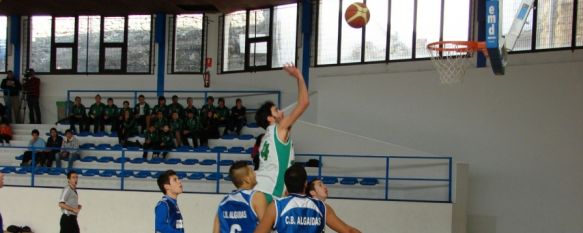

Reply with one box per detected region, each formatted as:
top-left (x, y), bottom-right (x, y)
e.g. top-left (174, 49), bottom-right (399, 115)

top-left (0, 0), bottom-right (298, 15)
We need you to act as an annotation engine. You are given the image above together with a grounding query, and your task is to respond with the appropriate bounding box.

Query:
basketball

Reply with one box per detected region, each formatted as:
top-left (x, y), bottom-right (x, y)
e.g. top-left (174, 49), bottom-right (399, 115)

top-left (344, 2), bottom-right (370, 28)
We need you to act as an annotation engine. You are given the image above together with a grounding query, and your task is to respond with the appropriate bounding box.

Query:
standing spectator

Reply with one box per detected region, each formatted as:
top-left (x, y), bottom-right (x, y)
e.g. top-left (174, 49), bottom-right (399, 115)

top-left (142, 125), bottom-right (160, 159)
top-left (183, 97), bottom-right (198, 116)
top-left (1, 70), bottom-right (22, 123)
top-left (44, 128), bottom-right (63, 167)
top-left (57, 130), bottom-right (80, 169)
top-left (169, 112), bottom-right (183, 147)
top-left (103, 98), bottom-right (119, 133)
top-left (21, 129), bottom-right (46, 166)
top-left (88, 95), bottom-right (106, 133)
top-left (69, 96), bottom-right (88, 132)
top-left (158, 125), bottom-right (175, 159)
top-left (59, 170), bottom-right (82, 233)
top-left (0, 122), bottom-right (12, 146)
top-left (22, 69), bottom-right (41, 124)
top-left (118, 110), bottom-right (137, 146)
top-left (168, 95), bottom-right (184, 117)
top-left (200, 111), bottom-right (219, 146)
top-left (215, 98), bottom-right (230, 135)
top-left (200, 96), bottom-right (215, 118)
top-left (181, 111), bottom-right (201, 148)
top-left (154, 170), bottom-right (184, 233)
top-left (152, 96), bottom-right (169, 119)
top-left (229, 98), bottom-right (247, 135)
top-left (134, 94), bottom-right (151, 134)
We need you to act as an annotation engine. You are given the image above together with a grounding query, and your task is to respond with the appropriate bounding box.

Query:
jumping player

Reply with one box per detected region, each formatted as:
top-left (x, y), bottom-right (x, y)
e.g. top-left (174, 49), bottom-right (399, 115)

top-left (254, 64), bottom-right (309, 201)
top-left (155, 170), bottom-right (184, 233)
top-left (213, 161), bottom-right (267, 233)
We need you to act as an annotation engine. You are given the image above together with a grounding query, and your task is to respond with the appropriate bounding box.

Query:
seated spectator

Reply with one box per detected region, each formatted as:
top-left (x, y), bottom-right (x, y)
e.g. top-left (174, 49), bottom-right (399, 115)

top-left (134, 94), bottom-right (151, 134)
top-left (57, 129), bottom-right (80, 169)
top-left (200, 110), bottom-right (219, 146)
top-left (119, 100), bottom-right (132, 122)
top-left (142, 125), bottom-right (160, 159)
top-left (157, 124), bottom-right (175, 159)
top-left (200, 96), bottom-right (215, 118)
top-left (152, 111), bottom-right (167, 130)
top-left (228, 98), bottom-right (247, 135)
top-left (169, 112), bottom-right (183, 147)
top-left (21, 129), bottom-right (47, 166)
top-left (152, 96), bottom-right (169, 119)
top-left (118, 110), bottom-right (138, 146)
top-left (181, 111), bottom-right (201, 148)
top-left (69, 96), bottom-right (88, 132)
top-left (168, 95), bottom-right (184, 117)
top-left (215, 97), bottom-right (230, 134)
top-left (104, 98), bottom-right (119, 132)
top-left (44, 128), bottom-right (63, 167)
top-left (183, 97), bottom-right (198, 116)
top-left (0, 122), bottom-right (13, 146)
top-left (88, 94), bottom-right (106, 133)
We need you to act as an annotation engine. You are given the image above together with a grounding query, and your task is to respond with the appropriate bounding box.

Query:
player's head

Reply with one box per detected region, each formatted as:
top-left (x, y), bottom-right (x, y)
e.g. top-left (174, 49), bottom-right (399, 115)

top-left (284, 164), bottom-right (307, 194)
top-left (255, 101), bottom-right (283, 129)
top-left (307, 178), bottom-right (329, 200)
top-left (157, 170), bottom-right (183, 196)
top-left (67, 170), bottom-right (79, 188)
top-left (229, 161), bottom-right (257, 189)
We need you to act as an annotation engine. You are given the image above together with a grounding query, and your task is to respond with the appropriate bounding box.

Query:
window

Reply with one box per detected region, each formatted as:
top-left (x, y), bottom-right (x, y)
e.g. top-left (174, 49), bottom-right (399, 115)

top-left (221, 4), bottom-right (298, 72)
top-left (27, 15), bottom-right (152, 74)
top-left (316, 0), bottom-right (471, 65)
top-left (578, 0), bottom-right (583, 46)
top-left (0, 16), bottom-right (7, 72)
top-left (170, 14), bottom-right (204, 73)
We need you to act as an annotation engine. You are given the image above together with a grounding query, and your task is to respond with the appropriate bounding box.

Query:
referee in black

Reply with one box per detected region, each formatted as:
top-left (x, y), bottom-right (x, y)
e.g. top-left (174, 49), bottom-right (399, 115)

top-left (58, 171), bottom-right (82, 233)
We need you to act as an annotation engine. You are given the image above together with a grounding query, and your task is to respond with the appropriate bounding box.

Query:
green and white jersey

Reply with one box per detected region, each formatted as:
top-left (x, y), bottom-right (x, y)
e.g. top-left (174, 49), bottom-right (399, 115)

top-left (255, 124), bottom-right (295, 198)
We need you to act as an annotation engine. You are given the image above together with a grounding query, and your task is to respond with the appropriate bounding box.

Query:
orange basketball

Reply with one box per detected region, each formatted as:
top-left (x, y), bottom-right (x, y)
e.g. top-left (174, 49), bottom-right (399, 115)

top-left (344, 2), bottom-right (370, 28)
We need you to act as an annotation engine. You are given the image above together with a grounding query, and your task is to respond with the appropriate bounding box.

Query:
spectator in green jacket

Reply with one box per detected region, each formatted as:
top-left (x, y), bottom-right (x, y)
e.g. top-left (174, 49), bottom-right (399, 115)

top-left (181, 111), bottom-right (201, 147)
top-left (118, 110), bottom-right (137, 146)
top-left (88, 95), bottom-right (106, 133)
top-left (169, 112), bottom-right (183, 147)
top-left (157, 124), bottom-right (175, 159)
top-left (168, 95), bottom-right (184, 117)
top-left (134, 94), bottom-right (151, 134)
top-left (69, 96), bottom-right (88, 132)
top-left (104, 98), bottom-right (119, 133)
top-left (142, 125), bottom-right (160, 159)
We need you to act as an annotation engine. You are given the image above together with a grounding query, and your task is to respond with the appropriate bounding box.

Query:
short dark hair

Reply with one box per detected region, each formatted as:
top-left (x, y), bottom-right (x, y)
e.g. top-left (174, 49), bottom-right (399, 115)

top-left (49, 127), bottom-right (58, 134)
top-left (138, 94), bottom-right (145, 98)
top-left (172, 95), bottom-right (178, 99)
top-left (229, 161), bottom-right (250, 188)
top-left (31, 129), bottom-right (39, 135)
top-left (67, 170), bottom-right (78, 179)
top-left (158, 96), bottom-right (166, 101)
top-left (306, 178), bottom-right (321, 198)
top-left (236, 98), bottom-right (242, 103)
top-left (65, 129), bottom-right (73, 135)
top-left (284, 164), bottom-right (307, 194)
top-left (107, 98), bottom-right (113, 102)
top-left (218, 97), bottom-right (225, 103)
top-left (207, 96), bottom-right (214, 101)
top-left (157, 170), bottom-right (177, 194)
top-left (255, 101), bottom-right (275, 129)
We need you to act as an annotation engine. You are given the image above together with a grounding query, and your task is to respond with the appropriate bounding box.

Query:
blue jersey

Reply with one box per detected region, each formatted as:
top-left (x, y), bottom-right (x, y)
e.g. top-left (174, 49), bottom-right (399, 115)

top-left (218, 189), bottom-right (259, 233)
top-left (155, 195), bottom-right (184, 233)
top-left (274, 194), bottom-right (326, 233)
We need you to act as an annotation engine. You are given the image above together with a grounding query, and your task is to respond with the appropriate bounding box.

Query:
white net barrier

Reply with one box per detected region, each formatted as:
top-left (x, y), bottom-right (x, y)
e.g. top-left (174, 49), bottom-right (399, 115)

top-left (427, 43), bottom-right (476, 85)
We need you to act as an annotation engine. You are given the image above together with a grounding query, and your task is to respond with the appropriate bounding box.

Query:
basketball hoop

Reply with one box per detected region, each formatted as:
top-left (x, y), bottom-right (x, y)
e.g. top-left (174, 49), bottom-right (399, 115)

top-left (427, 41), bottom-right (487, 85)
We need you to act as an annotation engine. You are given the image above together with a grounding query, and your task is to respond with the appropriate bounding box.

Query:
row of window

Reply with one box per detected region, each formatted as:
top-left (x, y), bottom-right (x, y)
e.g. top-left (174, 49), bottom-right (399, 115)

top-left (0, 0), bottom-right (582, 74)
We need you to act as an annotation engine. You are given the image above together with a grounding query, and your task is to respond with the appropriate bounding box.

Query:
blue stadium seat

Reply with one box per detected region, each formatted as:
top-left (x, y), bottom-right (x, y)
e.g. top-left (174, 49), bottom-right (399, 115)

top-left (97, 156), bottom-right (114, 163)
top-left (206, 173), bottom-right (223, 181)
top-left (15, 167), bottom-right (31, 174)
top-left (134, 171), bottom-right (151, 178)
top-left (175, 171), bottom-right (187, 179)
top-left (227, 147), bottom-right (244, 153)
top-left (111, 144), bottom-right (123, 150)
top-left (164, 158), bottom-right (182, 165)
top-left (187, 172), bottom-right (204, 180)
top-left (80, 156), bottom-right (98, 162)
top-left (34, 167), bottom-right (50, 175)
top-left (222, 134), bottom-right (237, 140)
top-left (219, 160), bottom-right (234, 166)
top-left (182, 159), bottom-right (199, 165)
top-left (224, 175), bottom-right (232, 181)
top-left (176, 146), bottom-right (191, 152)
top-left (14, 154), bottom-right (24, 160)
top-left (148, 157), bottom-right (163, 164)
top-left (77, 131), bottom-right (91, 137)
top-left (244, 160), bottom-right (253, 165)
top-left (151, 171), bottom-right (162, 178)
top-left (96, 144), bottom-right (111, 150)
top-left (79, 143), bottom-right (95, 149)
top-left (1, 167), bottom-right (16, 173)
top-left (93, 132), bottom-right (107, 137)
top-left (127, 146), bottom-right (141, 151)
top-left (48, 167), bottom-right (66, 176)
top-left (340, 177), bottom-right (358, 185)
top-left (211, 146), bottom-right (227, 153)
top-left (99, 170), bottom-right (117, 177)
top-left (130, 158), bottom-right (145, 164)
top-left (200, 159), bottom-right (217, 166)
top-left (108, 131), bottom-right (118, 137)
top-left (117, 170), bottom-right (134, 178)
top-left (245, 147), bottom-right (254, 154)
top-left (322, 176), bottom-right (339, 185)
top-left (360, 178), bottom-right (379, 186)
top-left (83, 169), bottom-right (99, 177)
top-left (238, 134), bottom-right (254, 140)
top-left (194, 146), bottom-right (209, 152)
top-left (114, 157), bottom-right (130, 163)
top-left (246, 123), bottom-right (258, 128)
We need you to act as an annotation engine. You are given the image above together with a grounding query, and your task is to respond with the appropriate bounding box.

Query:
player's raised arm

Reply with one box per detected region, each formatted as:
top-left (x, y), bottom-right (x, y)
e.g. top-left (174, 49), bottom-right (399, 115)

top-left (212, 213), bottom-right (220, 233)
top-left (252, 191), bottom-right (268, 220)
top-left (325, 203), bottom-right (362, 233)
top-left (277, 64), bottom-right (309, 138)
top-left (254, 202), bottom-right (276, 233)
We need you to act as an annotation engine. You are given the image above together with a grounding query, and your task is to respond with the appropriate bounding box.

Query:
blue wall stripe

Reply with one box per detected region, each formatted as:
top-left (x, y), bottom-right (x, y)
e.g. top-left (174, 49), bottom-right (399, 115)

top-left (155, 13), bottom-right (166, 96)
top-left (301, 0), bottom-right (312, 89)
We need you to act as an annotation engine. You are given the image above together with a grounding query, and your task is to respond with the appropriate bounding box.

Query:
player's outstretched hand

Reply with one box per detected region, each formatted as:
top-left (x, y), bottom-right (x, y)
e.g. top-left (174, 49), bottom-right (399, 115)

top-left (283, 63), bottom-right (301, 79)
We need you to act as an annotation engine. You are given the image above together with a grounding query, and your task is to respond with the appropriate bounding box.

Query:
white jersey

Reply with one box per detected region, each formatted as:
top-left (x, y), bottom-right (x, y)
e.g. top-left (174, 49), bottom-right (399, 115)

top-left (255, 124), bottom-right (295, 198)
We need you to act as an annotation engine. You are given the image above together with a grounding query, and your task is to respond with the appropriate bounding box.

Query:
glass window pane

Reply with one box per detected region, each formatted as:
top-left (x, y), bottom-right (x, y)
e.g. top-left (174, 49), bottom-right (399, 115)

top-left (104, 17), bottom-right (125, 43)
top-left (536, 0), bottom-right (573, 49)
top-left (317, 0), bottom-right (340, 64)
top-left (416, 0), bottom-right (442, 58)
top-left (55, 47), bottom-right (73, 70)
top-left (104, 47), bottom-right (122, 70)
top-left (127, 15), bottom-right (151, 73)
top-left (0, 16), bottom-right (7, 72)
top-left (223, 11), bottom-right (246, 71)
top-left (390, 0), bottom-right (414, 60)
top-left (503, 0), bottom-right (533, 51)
top-left (78, 16), bottom-right (100, 73)
top-left (364, 0), bottom-right (388, 62)
top-left (578, 0), bottom-right (583, 46)
top-left (174, 14), bottom-right (203, 73)
top-left (272, 4), bottom-right (297, 67)
top-left (30, 16), bottom-right (52, 72)
top-left (340, 0), bottom-right (363, 63)
top-left (443, 0), bottom-right (470, 41)
top-left (54, 17), bottom-right (75, 43)
top-left (249, 9), bottom-right (270, 38)
top-left (249, 42), bottom-right (267, 66)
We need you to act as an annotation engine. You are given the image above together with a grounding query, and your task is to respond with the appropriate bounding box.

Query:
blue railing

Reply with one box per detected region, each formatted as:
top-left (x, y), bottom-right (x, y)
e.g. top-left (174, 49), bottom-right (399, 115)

top-left (1, 147), bottom-right (452, 203)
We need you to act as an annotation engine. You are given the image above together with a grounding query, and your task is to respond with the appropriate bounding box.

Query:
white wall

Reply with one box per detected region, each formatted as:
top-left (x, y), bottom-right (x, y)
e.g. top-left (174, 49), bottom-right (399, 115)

top-left (0, 186), bottom-right (453, 233)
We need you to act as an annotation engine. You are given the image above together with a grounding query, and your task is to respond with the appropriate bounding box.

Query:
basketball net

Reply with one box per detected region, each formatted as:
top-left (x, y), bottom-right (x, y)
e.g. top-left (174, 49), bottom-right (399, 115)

top-left (427, 41), bottom-right (483, 85)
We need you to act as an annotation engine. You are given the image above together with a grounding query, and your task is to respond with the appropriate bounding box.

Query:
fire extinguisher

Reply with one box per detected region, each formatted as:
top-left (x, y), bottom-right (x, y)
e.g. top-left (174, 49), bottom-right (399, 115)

top-left (203, 71), bottom-right (210, 88)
